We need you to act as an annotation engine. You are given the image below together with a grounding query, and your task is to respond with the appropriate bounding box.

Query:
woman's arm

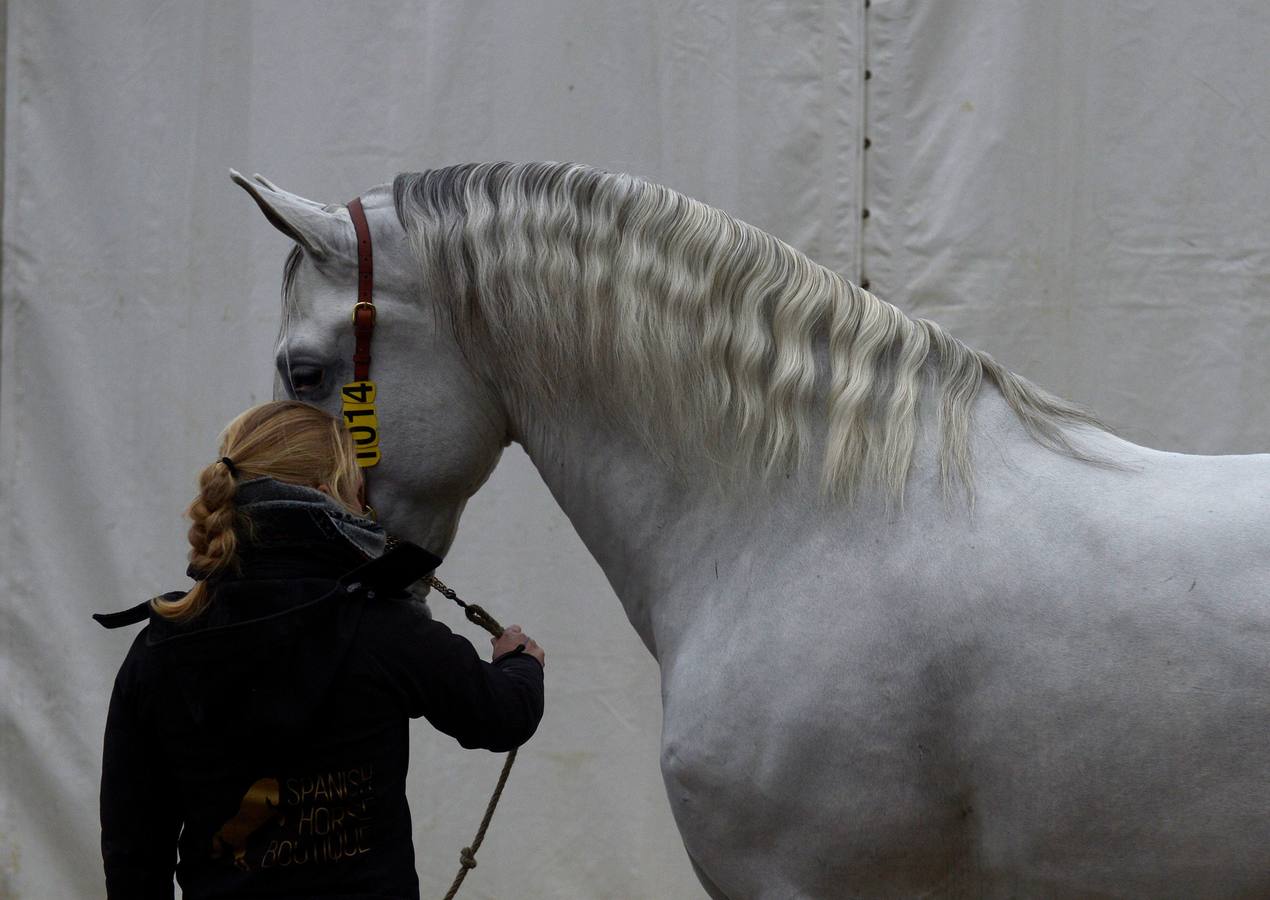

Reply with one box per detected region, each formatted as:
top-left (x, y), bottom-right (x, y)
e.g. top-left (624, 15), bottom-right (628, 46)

top-left (369, 600), bottom-right (545, 752)
top-left (100, 637), bottom-right (181, 899)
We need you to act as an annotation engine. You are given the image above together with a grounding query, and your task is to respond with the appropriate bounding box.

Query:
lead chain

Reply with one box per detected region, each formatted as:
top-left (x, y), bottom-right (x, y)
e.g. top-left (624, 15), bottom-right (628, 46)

top-left (420, 570), bottom-right (519, 899)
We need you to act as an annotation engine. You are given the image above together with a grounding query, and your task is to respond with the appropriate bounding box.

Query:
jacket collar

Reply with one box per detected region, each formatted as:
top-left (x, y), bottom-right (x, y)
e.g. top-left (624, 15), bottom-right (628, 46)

top-left (232, 475), bottom-right (386, 560)
top-left (187, 476), bottom-right (387, 582)
top-left (92, 477), bottom-right (440, 638)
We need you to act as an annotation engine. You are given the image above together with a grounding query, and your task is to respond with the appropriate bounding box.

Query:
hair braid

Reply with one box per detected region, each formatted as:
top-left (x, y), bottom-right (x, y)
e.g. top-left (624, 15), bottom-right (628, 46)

top-left (186, 460), bottom-right (241, 579)
top-left (152, 461), bottom-right (241, 622)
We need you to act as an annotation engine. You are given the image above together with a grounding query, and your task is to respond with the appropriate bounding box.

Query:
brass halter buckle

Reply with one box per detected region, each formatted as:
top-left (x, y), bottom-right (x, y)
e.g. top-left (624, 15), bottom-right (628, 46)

top-left (352, 300), bottom-right (377, 326)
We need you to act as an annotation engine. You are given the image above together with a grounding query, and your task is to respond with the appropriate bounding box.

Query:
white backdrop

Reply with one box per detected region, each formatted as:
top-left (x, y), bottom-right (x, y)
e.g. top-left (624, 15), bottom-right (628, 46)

top-left (1, 1), bottom-right (1267, 897)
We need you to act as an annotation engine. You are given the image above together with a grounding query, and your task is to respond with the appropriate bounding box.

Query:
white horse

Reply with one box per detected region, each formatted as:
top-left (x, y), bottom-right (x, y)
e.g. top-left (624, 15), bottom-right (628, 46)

top-left (233, 163), bottom-right (1270, 898)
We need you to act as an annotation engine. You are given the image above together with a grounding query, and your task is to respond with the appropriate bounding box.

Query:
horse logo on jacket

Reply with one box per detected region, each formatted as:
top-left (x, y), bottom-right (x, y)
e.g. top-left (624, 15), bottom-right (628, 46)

top-left (211, 777), bottom-right (285, 870)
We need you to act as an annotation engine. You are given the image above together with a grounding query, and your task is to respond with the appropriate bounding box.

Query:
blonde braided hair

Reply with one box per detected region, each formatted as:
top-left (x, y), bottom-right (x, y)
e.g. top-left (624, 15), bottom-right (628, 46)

top-left (152, 401), bottom-right (363, 622)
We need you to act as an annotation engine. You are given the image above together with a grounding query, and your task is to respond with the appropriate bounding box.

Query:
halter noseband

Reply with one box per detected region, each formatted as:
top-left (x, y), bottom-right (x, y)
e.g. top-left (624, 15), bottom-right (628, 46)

top-left (342, 197), bottom-right (381, 467)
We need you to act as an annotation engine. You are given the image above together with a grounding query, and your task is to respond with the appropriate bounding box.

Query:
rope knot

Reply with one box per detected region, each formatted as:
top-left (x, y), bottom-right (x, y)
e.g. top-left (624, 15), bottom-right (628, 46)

top-left (459, 847), bottom-right (478, 870)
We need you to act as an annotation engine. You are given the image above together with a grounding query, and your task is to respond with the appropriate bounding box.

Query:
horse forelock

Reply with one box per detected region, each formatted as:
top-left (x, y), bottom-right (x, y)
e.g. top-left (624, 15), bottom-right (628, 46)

top-left (280, 245), bottom-right (304, 316)
top-left (388, 162), bottom-right (1108, 503)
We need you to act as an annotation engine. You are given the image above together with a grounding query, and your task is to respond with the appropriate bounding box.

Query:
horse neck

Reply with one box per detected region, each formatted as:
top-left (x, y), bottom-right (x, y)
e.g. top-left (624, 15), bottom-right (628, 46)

top-left (511, 373), bottom-right (1093, 658)
top-left (514, 410), bottom-right (691, 659)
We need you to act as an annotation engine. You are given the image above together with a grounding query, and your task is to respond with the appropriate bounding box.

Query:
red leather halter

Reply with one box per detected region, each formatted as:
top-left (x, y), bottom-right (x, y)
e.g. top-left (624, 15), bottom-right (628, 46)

top-left (342, 197), bottom-right (382, 467)
top-left (348, 196), bottom-right (376, 381)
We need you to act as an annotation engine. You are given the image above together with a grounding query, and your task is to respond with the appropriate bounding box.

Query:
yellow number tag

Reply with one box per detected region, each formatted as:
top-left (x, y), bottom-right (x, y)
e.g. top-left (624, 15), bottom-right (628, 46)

top-left (341, 380), bottom-right (380, 468)
top-left (341, 381), bottom-right (376, 405)
top-left (353, 444), bottom-right (382, 467)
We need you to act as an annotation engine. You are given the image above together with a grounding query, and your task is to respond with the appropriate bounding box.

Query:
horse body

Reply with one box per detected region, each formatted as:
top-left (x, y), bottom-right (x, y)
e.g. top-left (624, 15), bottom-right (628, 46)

top-left (526, 385), bottom-right (1270, 897)
top-left (233, 166), bottom-right (1270, 896)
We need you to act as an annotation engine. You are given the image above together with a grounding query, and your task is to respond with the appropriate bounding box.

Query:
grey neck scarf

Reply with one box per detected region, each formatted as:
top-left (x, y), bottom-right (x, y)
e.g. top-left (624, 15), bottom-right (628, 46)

top-left (234, 476), bottom-right (387, 560)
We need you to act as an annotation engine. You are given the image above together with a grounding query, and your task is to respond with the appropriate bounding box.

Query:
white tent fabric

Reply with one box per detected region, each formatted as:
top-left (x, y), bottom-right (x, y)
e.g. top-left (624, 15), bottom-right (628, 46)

top-left (0, 1), bottom-right (1265, 897)
top-left (864, 1), bottom-right (1270, 453)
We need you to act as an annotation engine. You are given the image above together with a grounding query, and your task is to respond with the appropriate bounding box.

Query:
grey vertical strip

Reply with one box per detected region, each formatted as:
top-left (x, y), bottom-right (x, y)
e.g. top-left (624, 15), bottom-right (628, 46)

top-left (0, 0), bottom-right (7, 406)
top-left (857, 0), bottom-right (869, 288)
top-left (819, 0), bottom-right (866, 281)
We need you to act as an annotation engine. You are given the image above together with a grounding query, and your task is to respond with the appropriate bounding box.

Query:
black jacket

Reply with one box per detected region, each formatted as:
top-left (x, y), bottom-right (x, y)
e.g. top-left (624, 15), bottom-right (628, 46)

top-left (98, 479), bottom-right (544, 899)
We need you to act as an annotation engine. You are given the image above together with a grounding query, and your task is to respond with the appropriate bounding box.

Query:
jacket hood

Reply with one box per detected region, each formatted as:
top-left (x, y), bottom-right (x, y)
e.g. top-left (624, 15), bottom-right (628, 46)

top-left (99, 477), bottom-right (439, 740)
top-left (185, 476), bottom-right (387, 584)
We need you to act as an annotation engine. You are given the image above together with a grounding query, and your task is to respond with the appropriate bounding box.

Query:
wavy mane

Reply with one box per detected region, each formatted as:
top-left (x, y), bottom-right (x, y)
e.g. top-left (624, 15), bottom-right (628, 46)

top-left (391, 161), bottom-right (1105, 501)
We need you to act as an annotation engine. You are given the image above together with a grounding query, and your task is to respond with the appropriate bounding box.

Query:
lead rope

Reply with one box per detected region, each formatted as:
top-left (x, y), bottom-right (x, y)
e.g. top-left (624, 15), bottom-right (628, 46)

top-left (427, 574), bottom-right (520, 900)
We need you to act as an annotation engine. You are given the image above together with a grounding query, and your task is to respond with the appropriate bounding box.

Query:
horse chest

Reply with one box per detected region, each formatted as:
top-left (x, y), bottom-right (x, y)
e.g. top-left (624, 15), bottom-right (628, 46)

top-left (656, 605), bottom-right (983, 897)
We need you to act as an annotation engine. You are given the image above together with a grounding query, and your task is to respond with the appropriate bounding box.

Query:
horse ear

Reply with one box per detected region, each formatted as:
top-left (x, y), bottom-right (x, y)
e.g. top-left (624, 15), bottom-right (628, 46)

top-left (229, 169), bottom-right (347, 261)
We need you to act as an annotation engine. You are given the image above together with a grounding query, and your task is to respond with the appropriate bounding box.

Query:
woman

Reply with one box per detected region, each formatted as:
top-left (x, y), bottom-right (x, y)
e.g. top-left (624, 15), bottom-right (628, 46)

top-left (99, 401), bottom-right (545, 899)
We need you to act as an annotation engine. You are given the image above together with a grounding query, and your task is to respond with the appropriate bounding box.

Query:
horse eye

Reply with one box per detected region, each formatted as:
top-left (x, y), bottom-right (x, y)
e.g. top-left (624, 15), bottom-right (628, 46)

top-left (289, 364), bottom-right (324, 392)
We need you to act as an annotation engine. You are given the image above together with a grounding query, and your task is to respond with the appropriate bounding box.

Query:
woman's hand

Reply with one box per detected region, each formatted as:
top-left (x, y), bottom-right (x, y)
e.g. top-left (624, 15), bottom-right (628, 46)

top-left (492, 624), bottom-right (545, 667)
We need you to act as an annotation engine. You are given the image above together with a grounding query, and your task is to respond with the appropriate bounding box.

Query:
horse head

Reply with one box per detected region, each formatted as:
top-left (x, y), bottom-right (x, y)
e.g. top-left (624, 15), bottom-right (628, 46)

top-left (232, 171), bottom-right (510, 556)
